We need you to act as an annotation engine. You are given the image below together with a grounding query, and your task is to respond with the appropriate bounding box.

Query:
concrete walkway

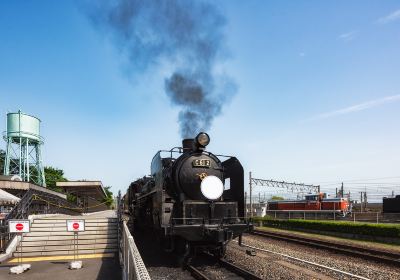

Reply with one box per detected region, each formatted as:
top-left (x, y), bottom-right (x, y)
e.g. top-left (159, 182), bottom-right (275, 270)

top-left (0, 255), bottom-right (121, 280)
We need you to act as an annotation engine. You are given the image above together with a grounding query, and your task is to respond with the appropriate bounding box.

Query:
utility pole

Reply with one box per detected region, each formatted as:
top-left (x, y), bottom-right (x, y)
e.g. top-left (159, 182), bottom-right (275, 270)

top-left (360, 192), bottom-right (364, 212)
top-left (364, 191), bottom-right (367, 211)
top-left (341, 182), bottom-right (344, 198)
top-left (244, 192), bottom-right (247, 218)
top-left (249, 172), bottom-right (252, 218)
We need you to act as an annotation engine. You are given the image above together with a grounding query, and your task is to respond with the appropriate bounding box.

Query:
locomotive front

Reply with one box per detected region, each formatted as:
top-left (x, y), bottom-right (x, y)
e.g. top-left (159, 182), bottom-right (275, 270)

top-left (171, 133), bottom-right (225, 202)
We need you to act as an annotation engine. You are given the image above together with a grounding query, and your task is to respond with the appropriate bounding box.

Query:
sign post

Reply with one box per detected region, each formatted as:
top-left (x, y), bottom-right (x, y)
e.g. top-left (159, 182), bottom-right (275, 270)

top-left (8, 220), bottom-right (31, 274)
top-left (66, 219), bottom-right (85, 270)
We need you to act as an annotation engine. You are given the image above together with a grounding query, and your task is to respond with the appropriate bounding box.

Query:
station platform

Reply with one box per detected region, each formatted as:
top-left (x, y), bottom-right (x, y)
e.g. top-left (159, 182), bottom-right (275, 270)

top-left (0, 256), bottom-right (121, 280)
top-left (0, 210), bottom-right (122, 279)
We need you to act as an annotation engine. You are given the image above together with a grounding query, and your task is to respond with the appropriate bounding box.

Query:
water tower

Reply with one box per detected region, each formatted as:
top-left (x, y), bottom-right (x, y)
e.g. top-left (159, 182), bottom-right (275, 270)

top-left (3, 111), bottom-right (46, 186)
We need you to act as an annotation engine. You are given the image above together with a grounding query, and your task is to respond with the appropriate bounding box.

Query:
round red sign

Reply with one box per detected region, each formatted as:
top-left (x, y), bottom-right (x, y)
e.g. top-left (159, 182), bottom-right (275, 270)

top-left (16, 223), bottom-right (24, 231)
top-left (72, 223), bottom-right (79, 230)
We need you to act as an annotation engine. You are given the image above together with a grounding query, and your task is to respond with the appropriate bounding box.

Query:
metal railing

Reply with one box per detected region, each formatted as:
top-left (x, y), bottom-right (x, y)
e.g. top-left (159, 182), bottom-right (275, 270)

top-left (171, 217), bottom-right (250, 225)
top-left (120, 221), bottom-right (151, 280)
top-left (117, 191), bottom-right (151, 280)
top-left (0, 189), bottom-right (82, 252)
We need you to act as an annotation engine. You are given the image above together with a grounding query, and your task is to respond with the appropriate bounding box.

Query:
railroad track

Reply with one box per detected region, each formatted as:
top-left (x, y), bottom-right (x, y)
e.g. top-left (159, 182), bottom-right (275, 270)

top-left (251, 229), bottom-right (400, 267)
top-left (186, 253), bottom-right (263, 280)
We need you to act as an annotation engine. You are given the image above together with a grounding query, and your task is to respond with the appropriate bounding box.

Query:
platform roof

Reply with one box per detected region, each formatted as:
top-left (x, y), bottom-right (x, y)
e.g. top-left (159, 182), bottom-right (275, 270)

top-left (0, 180), bottom-right (66, 199)
top-left (56, 181), bottom-right (107, 201)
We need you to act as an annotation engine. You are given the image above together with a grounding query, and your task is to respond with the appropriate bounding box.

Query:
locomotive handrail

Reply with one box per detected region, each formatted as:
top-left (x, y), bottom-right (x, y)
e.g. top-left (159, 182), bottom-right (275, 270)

top-left (154, 149), bottom-right (235, 160)
top-left (171, 217), bottom-right (250, 225)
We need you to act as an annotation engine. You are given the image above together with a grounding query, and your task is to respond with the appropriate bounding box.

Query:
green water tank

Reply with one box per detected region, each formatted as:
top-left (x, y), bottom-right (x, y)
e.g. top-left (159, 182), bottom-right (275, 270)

top-left (6, 111), bottom-right (42, 143)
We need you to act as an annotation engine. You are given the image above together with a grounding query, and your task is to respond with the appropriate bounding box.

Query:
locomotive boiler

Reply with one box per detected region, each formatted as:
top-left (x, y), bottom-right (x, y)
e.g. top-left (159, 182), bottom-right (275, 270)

top-left (127, 132), bottom-right (252, 259)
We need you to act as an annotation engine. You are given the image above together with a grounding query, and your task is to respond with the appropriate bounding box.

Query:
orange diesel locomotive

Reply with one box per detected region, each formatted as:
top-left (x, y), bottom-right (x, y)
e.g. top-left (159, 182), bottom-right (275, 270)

top-left (268, 193), bottom-right (350, 214)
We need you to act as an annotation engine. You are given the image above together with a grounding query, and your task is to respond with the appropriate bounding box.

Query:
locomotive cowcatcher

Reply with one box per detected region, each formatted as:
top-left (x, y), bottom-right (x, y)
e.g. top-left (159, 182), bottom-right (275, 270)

top-left (127, 132), bottom-right (252, 259)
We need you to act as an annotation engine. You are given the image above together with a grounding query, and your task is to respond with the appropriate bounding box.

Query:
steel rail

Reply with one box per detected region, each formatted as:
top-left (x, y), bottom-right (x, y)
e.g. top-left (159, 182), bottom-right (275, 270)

top-left (251, 229), bottom-right (400, 267)
top-left (186, 252), bottom-right (263, 280)
top-left (218, 257), bottom-right (263, 280)
top-left (186, 264), bottom-right (211, 280)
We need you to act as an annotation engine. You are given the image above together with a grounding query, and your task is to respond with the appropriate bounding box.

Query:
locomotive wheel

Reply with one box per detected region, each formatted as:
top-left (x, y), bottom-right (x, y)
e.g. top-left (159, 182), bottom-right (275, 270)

top-left (213, 243), bottom-right (227, 259)
top-left (174, 238), bottom-right (192, 266)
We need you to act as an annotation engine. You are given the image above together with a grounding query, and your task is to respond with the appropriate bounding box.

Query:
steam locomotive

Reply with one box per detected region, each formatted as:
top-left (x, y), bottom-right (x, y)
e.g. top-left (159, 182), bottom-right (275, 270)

top-left (126, 132), bottom-right (252, 259)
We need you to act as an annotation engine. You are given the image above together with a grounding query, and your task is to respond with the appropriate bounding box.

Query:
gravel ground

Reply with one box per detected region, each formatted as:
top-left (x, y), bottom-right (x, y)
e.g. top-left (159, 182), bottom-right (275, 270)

top-left (224, 234), bottom-right (400, 280)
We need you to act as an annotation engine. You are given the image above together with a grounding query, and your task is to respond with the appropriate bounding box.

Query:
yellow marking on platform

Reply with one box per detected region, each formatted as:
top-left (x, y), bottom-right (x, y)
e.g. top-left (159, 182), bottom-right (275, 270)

top-left (8, 253), bottom-right (115, 263)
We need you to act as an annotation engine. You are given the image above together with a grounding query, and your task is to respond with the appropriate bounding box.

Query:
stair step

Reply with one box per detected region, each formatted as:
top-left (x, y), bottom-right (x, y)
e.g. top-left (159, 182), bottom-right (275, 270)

top-left (20, 238), bottom-right (117, 246)
top-left (26, 230), bottom-right (117, 237)
top-left (13, 248), bottom-right (118, 257)
top-left (23, 234), bottom-right (117, 241)
top-left (16, 243), bottom-right (117, 252)
top-left (34, 218), bottom-right (117, 223)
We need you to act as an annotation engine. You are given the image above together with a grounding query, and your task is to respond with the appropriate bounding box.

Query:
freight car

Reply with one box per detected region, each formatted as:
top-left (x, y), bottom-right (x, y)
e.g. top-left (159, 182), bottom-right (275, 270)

top-left (268, 193), bottom-right (350, 214)
top-left (127, 132), bottom-right (252, 261)
top-left (383, 195), bottom-right (400, 213)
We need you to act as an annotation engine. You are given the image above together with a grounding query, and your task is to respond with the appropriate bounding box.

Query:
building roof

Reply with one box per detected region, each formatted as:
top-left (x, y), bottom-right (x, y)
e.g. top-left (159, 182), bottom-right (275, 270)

top-left (0, 180), bottom-right (66, 199)
top-left (0, 188), bottom-right (21, 205)
top-left (56, 181), bottom-right (107, 201)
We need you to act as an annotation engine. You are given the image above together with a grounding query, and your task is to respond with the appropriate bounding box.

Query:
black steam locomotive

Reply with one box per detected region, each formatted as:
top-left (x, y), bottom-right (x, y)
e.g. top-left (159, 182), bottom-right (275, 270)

top-left (126, 132), bottom-right (252, 259)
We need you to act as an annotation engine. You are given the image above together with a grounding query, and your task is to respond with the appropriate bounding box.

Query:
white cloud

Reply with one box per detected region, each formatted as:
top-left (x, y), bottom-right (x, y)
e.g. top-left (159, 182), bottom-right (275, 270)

top-left (338, 31), bottom-right (357, 41)
top-left (377, 9), bottom-right (400, 24)
top-left (306, 94), bottom-right (400, 121)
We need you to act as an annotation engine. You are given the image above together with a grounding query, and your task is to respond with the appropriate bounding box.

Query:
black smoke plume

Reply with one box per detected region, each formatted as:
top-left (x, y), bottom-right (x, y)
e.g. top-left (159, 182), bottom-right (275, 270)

top-left (87, 0), bottom-right (236, 138)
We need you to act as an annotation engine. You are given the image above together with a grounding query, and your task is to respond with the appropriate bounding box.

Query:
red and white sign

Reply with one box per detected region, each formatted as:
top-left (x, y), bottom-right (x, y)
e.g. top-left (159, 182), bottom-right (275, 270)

top-left (66, 220), bottom-right (85, 232)
top-left (9, 220), bottom-right (30, 233)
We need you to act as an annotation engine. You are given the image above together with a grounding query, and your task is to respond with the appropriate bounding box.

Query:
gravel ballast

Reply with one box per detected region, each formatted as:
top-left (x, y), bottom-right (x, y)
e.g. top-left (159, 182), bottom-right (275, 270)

top-left (224, 234), bottom-right (400, 280)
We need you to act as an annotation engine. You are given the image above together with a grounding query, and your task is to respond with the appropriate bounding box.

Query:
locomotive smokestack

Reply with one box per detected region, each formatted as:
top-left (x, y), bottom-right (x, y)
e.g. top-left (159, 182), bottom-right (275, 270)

top-left (182, 139), bottom-right (195, 152)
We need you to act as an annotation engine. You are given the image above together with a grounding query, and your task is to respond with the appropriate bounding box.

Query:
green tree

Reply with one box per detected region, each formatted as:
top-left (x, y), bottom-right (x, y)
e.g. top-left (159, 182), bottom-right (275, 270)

top-left (44, 166), bottom-right (67, 192)
top-left (103, 186), bottom-right (114, 208)
top-left (271, 196), bottom-right (284, 201)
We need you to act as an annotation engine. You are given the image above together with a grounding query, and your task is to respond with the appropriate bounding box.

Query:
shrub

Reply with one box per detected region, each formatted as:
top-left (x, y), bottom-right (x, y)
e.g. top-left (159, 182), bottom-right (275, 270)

top-left (254, 218), bottom-right (400, 238)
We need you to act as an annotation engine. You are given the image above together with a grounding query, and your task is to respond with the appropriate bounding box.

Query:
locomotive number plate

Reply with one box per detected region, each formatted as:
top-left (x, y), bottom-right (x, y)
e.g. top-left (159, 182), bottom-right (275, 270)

top-left (192, 159), bottom-right (211, 168)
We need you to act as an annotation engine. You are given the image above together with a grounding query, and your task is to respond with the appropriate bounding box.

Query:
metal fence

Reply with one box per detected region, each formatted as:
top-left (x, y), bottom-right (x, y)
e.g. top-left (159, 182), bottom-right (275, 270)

top-left (262, 210), bottom-right (400, 224)
top-left (120, 221), bottom-right (151, 280)
top-left (117, 191), bottom-right (150, 280)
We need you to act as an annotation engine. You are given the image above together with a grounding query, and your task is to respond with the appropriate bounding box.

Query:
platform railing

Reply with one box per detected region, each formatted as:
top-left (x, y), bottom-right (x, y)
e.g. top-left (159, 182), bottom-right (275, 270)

top-left (120, 221), bottom-right (151, 280)
top-left (117, 191), bottom-right (150, 280)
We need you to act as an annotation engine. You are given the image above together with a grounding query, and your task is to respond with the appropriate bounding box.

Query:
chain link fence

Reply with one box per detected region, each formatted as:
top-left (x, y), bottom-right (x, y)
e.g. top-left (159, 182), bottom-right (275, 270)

top-left (262, 210), bottom-right (400, 224)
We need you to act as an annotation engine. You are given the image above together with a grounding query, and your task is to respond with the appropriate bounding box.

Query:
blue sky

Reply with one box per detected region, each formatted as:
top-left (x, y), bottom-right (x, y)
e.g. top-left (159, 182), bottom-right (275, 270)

top-left (1, 1), bottom-right (399, 200)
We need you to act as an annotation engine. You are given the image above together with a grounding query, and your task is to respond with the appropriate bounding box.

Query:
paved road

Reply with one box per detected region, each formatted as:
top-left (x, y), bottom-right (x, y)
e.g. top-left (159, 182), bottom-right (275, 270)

top-left (0, 256), bottom-right (121, 280)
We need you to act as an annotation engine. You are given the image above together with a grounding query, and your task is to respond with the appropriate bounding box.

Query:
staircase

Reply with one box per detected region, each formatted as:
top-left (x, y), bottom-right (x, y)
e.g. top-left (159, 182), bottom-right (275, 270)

top-left (13, 216), bottom-right (118, 257)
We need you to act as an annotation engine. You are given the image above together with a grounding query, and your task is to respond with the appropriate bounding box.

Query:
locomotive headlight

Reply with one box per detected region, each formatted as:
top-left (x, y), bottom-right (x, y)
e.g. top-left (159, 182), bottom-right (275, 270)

top-left (200, 175), bottom-right (224, 200)
top-left (196, 132), bottom-right (210, 147)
